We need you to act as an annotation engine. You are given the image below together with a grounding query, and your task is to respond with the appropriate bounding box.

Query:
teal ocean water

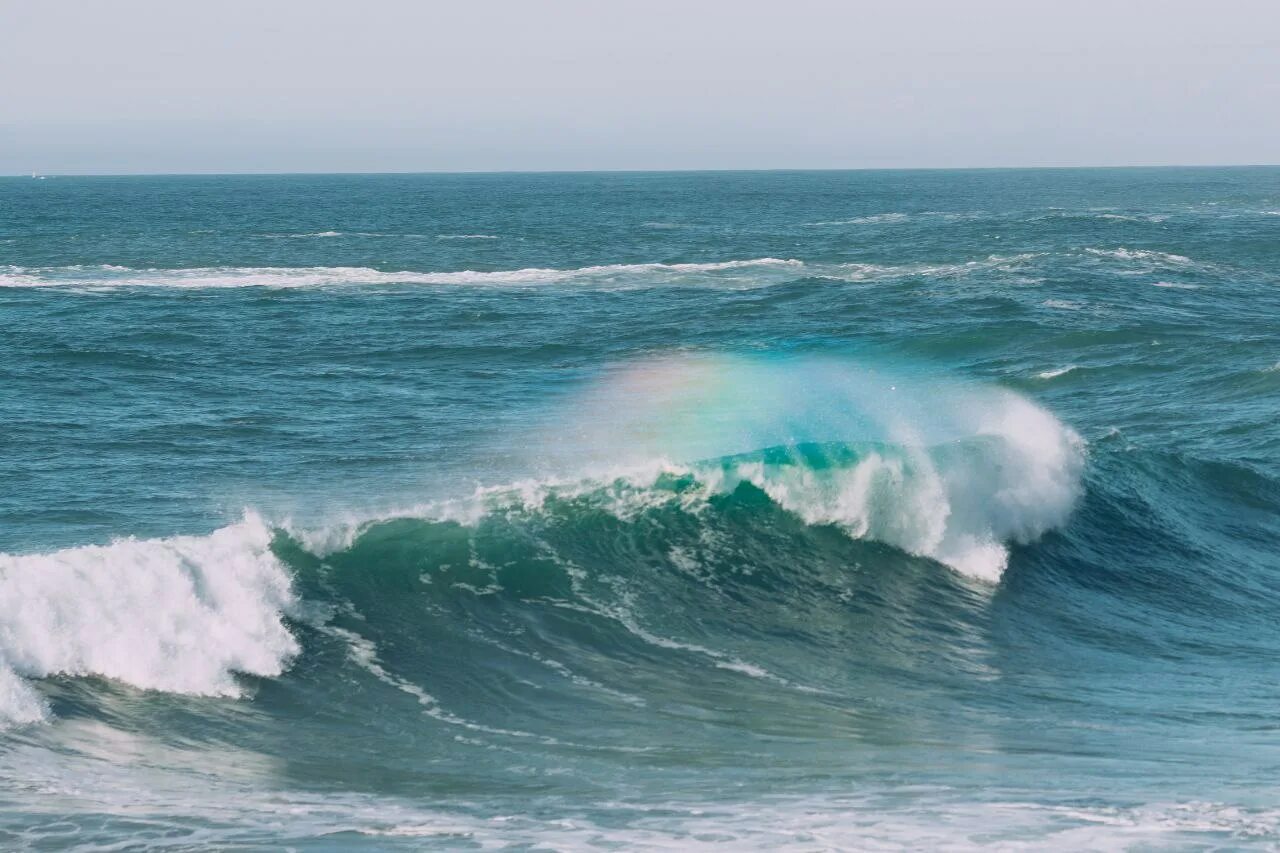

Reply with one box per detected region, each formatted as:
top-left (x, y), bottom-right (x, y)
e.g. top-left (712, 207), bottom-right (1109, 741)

top-left (2, 169), bottom-right (1279, 849)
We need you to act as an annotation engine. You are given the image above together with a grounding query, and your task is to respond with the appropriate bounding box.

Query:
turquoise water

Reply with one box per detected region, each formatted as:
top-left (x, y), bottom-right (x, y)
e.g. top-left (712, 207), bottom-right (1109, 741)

top-left (2, 169), bottom-right (1279, 849)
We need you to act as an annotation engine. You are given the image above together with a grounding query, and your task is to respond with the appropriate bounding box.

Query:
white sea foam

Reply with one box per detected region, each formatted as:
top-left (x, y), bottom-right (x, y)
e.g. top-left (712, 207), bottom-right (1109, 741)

top-left (0, 259), bottom-right (803, 290)
top-left (2, 753), bottom-right (1272, 853)
top-left (263, 231), bottom-right (443, 239)
top-left (1037, 366), bottom-right (1077, 380)
top-left (266, 231), bottom-right (441, 239)
top-left (704, 400), bottom-right (1080, 581)
top-left (1151, 280), bottom-right (1201, 289)
top-left (435, 233), bottom-right (499, 239)
top-left (917, 210), bottom-right (992, 222)
top-left (1087, 212), bottom-right (1169, 223)
top-left (804, 212), bottom-right (910, 226)
top-left (0, 252), bottom-right (1057, 292)
top-left (831, 253), bottom-right (1042, 282)
top-left (0, 514), bottom-right (298, 726)
top-left (1083, 247), bottom-right (1195, 267)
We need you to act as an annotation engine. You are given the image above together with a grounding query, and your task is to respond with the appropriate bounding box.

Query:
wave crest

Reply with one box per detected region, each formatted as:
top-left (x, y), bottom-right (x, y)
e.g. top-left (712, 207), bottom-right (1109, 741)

top-left (0, 514), bottom-right (297, 726)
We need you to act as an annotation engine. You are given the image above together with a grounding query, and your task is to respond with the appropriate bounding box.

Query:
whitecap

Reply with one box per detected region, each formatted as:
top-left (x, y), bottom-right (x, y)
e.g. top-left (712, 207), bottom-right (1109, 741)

top-left (0, 513), bottom-right (297, 726)
top-left (1083, 247), bottom-right (1195, 266)
top-left (0, 259), bottom-right (804, 290)
top-left (804, 212), bottom-right (910, 226)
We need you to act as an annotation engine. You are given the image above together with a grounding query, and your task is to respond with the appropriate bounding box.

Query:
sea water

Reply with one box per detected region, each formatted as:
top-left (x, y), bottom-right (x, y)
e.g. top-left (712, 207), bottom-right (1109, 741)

top-left (2, 168), bottom-right (1279, 848)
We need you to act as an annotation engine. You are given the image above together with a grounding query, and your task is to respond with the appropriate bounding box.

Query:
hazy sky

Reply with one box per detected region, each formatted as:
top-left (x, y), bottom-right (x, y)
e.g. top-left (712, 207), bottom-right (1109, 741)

top-left (3, 0), bottom-right (1278, 173)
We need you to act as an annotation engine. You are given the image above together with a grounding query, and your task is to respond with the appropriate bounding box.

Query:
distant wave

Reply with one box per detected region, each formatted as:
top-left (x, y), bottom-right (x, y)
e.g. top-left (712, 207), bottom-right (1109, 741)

top-left (804, 212), bottom-right (911, 226)
top-left (1037, 365), bottom-right (1078, 379)
top-left (803, 211), bottom-right (996, 226)
top-left (1095, 212), bottom-right (1170, 223)
top-left (0, 247), bottom-right (1223, 292)
top-left (832, 253), bottom-right (1041, 281)
top-left (0, 259), bottom-right (804, 290)
top-left (0, 253), bottom-right (1055, 291)
top-left (1082, 247), bottom-right (1196, 266)
top-left (1031, 209), bottom-right (1171, 224)
top-left (259, 231), bottom-right (438, 239)
top-left (805, 209), bottom-right (1180, 227)
top-left (806, 208), bottom-right (1195, 226)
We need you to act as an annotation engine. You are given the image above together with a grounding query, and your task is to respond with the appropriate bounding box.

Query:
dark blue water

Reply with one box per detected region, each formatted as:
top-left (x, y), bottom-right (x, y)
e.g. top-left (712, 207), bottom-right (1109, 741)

top-left (2, 169), bottom-right (1279, 849)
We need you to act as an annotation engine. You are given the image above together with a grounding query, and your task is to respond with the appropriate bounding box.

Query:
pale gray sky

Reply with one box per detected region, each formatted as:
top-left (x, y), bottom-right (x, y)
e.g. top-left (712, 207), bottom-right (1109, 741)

top-left (3, 0), bottom-right (1278, 173)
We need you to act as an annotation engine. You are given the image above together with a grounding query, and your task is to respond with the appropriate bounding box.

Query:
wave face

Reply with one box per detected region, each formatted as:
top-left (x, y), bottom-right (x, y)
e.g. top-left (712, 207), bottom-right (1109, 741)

top-left (3, 169), bottom-right (1280, 849)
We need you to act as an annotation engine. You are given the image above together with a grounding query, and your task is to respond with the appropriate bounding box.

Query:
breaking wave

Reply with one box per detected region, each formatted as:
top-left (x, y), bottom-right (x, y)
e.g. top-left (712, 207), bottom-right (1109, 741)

top-left (0, 515), bottom-right (297, 725)
top-left (0, 355), bottom-right (1086, 726)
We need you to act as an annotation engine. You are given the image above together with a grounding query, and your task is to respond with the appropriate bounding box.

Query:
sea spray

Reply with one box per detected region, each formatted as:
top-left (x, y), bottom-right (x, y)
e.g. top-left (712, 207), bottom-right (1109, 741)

top-left (533, 353), bottom-right (1085, 579)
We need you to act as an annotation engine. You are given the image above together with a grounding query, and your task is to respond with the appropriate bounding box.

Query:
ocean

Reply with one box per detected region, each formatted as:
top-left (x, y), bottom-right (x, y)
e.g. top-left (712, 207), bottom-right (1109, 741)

top-left (2, 168), bottom-right (1279, 849)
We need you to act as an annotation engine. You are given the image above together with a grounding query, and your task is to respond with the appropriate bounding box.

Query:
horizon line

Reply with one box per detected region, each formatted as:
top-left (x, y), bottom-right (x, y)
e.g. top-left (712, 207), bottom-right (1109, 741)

top-left (7, 163), bottom-right (1280, 179)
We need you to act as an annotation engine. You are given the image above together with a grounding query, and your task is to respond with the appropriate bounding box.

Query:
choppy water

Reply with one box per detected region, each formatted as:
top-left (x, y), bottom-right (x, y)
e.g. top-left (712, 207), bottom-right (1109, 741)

top-left (2, 168), bottom-right (1279, 850)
